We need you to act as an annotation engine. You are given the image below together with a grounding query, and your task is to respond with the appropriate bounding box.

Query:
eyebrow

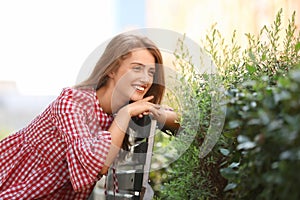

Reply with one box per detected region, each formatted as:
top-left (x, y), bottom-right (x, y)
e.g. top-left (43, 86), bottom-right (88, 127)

top-left (131, 62), bottom-right (145, 66)
top-left (131, 62), bottom-right (155, 68)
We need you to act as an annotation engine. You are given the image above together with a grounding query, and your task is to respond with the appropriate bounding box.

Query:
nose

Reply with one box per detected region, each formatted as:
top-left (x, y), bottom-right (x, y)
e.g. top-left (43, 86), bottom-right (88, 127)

top-left (140, 69), bottom-right (152, 84)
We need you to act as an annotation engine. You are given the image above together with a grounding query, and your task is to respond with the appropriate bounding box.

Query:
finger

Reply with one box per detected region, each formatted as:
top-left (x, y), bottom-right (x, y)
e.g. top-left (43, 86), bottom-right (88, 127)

top-left (140, 95), bottom-right (154, 102)
top-left (148, 106), bottom-right (160, 115)
top-left (149, 110), bottom-right (160, 118)
top-left (143, 111), bottom-right (149, 115)
top-left (153, 104), bottom-right (161, 109)
top-left (161, 105), bottom-right (174, 111)
top-left (147, 104), bottom-right (160, 111)
top-left (137, 112), bottom-right (149, 118)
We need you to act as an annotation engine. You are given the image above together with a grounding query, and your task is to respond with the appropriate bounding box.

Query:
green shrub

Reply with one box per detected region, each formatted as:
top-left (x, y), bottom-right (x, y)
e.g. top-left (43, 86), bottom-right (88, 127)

top-left (223, 64), bottom-right (300, 200)
top-left (219, 9), bottom-right (300, 200)
top-left (158, 8), bottom-right (300, 200)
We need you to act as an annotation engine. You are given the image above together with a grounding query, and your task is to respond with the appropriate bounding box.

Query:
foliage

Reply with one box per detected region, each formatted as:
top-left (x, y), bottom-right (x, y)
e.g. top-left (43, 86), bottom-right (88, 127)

top-left (219, 9), bottom-right (300, 199)
top-left (223, 64), bottom-right (300, 200)
top-left (156, 25), bottom-right (225, 199)
top-left (158, 33), bottom-right (228, 200)
top-left (157, 8), bottom-right (300, 200)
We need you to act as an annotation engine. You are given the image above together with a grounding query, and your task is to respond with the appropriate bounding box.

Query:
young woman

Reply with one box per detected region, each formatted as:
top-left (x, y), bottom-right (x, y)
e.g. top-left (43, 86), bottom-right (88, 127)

top-left (0, 33), bottom-right (179, 199)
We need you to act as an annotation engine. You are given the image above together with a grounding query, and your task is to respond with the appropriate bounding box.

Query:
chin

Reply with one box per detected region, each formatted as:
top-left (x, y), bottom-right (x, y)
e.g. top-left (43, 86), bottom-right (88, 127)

top-left (130, 93), bottom-right (145, 102)
top-left (130, 97), bottom-right (143, 102)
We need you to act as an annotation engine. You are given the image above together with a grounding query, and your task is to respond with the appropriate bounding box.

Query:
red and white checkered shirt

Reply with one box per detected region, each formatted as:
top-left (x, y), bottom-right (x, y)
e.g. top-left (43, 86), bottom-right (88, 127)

top-left (0, 87), bottom-right (113, 199)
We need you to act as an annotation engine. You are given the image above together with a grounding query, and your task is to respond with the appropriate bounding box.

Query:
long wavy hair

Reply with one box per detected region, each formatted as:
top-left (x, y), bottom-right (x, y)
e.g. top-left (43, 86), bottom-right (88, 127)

top-left (75, 33), bottom-right (165, 151)
top-left (76, 33), bottom-right (165, 104)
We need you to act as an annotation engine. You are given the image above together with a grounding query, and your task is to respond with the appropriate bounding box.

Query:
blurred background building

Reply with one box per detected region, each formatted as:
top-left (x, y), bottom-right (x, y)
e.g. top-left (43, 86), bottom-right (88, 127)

top-left (0, 0), bottom-right (299, 137)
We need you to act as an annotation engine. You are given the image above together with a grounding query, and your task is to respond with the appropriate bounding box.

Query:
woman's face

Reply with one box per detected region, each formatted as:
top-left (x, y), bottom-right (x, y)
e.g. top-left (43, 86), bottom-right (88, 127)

top-left (110, 49), bottom-right (156, 102)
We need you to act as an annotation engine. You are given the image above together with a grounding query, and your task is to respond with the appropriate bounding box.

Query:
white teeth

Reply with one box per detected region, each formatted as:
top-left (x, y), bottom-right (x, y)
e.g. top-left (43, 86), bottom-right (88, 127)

top-left (134, 85), bottom-right (145, 91)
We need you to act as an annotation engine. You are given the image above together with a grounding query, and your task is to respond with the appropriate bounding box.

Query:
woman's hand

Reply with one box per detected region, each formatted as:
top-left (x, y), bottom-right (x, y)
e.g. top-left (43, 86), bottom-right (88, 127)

top-left (125, 96), bottom-right (160, 118)
top-left (126, 98), bottom-right (180, 134)
top-left (153, 106), bottom-right (180, 134)
top-left (103, 96), bottom-right (161, 168)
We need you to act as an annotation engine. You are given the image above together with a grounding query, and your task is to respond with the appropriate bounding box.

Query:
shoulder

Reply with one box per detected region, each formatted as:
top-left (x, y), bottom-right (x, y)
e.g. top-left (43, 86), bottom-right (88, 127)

top-left (59, 87), bottom-right (95, 101)
top-left (53, 87), bottom-right (96, 113)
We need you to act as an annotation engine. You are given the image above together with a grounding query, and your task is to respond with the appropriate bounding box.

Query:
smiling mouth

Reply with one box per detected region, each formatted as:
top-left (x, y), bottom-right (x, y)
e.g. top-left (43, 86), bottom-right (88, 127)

top-left (133, 85), bottom-right (146, 92)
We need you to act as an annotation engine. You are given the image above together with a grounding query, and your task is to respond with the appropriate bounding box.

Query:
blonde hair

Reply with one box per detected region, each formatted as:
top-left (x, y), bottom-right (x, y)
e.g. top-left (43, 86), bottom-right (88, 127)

top-left (75, 33), bottom-right (165, 104)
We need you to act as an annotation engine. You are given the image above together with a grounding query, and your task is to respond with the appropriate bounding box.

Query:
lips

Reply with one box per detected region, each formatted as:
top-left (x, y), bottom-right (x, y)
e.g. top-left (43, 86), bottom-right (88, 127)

top-left (133, 84), bottom-right (147, 92)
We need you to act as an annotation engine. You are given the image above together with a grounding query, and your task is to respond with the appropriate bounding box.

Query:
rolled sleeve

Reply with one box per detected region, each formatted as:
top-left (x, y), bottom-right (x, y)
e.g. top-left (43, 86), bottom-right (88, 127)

top-left (51, 88), bottom-right (112, 192)
top-left (67, 131), bottom-right (111, 192)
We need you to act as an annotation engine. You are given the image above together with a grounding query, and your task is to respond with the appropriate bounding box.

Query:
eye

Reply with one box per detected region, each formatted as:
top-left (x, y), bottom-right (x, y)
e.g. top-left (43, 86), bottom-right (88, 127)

top-left (148, 68), bottom-right (156, 77)
top-left (132, 65), bottom-right (143, 71)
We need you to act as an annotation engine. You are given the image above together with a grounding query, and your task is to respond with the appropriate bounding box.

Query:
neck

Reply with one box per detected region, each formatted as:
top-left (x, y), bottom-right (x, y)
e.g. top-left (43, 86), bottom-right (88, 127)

top-left (96, 85), bottom-right (128, 114)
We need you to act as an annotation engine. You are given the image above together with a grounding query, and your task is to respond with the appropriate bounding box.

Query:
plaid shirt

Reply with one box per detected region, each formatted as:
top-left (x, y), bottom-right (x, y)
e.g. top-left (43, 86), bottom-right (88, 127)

top-left (0, 87), bottom-right (113, 199)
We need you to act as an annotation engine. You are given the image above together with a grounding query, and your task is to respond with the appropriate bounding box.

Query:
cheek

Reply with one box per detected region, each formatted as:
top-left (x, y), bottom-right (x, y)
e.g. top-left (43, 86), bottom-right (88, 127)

top-left (150, 76), bottom-right (155, 83)
top-left (148, 76), bottom-right (154, 88)
top-left (114, 73), bottom-right (136, 93)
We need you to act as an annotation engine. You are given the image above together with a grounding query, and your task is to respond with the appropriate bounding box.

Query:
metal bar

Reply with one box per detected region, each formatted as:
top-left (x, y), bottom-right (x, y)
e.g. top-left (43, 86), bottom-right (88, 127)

top-left (142, 119), bottom-right (157, 188)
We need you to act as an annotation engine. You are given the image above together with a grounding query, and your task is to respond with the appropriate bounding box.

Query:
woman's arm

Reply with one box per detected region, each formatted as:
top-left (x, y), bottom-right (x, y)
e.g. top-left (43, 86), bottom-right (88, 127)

top-left (149, 105), bottom-right (181, 135)
top-left (159, 108), bottom-right (181, 135)
top-left (99, 108), bottom-right (129, 175)
top-left (100, 96), bottom-right (160, 175)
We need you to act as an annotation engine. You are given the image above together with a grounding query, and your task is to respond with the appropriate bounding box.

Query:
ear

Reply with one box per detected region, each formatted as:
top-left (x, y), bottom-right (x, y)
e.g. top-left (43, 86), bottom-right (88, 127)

top-left (108, 71), bottom-right (115, 79)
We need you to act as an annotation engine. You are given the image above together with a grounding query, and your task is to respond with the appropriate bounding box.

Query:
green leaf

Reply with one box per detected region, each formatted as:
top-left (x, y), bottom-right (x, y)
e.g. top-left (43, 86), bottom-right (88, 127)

top-left (295, 42), bottom-right (300, 52)
top-left (228, 162), bottom-right (240, 169)
top-left (228, 120), bottom-right (241, 129)
top-left (224, 183), bottom-right (237, 191)
top-left (237, 141), bottom-right (256, 150)
top-left (220, 167), bottom-right (239, 179)
top-left (258, 109), bottom-right (270, 124)
top-left (261, 53), bottom-right (267, 61)
top-left (246, 64), bottom-right (256, 73)
top-left (248, 50), bottom-right (256, 61)
top-left (290, 69), bottom-right (300, 82)
top-left (220, 148), bottom-right (230, 156)
top-left (223, 130), bottom-right (237, 138)
top-left (237, 135), bottom-right (250, 143)
top-left (278, 77), bottom-right (291, 87)
top-left (273, 90), bottom-right (291, 104)
top-left (279, 151), bottom-right (293, 160)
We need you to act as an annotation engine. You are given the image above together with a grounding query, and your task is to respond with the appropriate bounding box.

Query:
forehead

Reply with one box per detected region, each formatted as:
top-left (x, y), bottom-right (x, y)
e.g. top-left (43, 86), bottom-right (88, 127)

top-left (124, 49), bottom-right (155, 64)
